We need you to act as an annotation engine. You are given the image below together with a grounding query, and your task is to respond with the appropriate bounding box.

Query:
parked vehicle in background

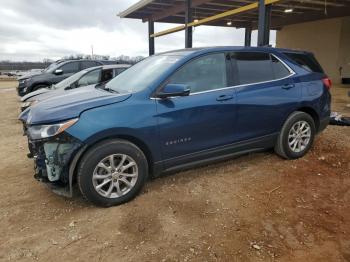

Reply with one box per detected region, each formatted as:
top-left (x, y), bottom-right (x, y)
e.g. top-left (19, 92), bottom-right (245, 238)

top-left (19, 46), bottom-right (331, 207)
top-left (17, 59), bottom-right (121, 96)
top-left (19, 69), bottom-right (43, 79)
top-left (6, 70), bottom-right (25, 77)
top-left (20, 64), bottom-right (130, 111)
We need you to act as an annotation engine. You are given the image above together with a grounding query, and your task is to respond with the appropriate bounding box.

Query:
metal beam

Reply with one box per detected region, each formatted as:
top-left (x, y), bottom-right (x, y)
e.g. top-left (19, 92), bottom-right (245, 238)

top-left (185, 0), bottom-right (193, 48)
top-left (244, 27), bottom-right (252, 46)
top-left (264, 4), bottom-right (271, 45)
top-left (270, 6), bottom-right (350, 28)
top-left (296, 0), bottom-right (344, 7)
top-left (118, 0), bottom-right (154, 18)
top-left (257, 0), bottom-right (271, 46)
top-left (150, 0), bottom-right (280, 38)
top-left (148, 0), bottom-right (211, 22)
top-left (148, 20), bottom-right (155, 55)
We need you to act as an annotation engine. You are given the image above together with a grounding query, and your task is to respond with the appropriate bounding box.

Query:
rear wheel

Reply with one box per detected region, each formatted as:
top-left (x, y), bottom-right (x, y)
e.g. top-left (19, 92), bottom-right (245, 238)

top-left (275, 111), bottom-right (316, 159)
top-left (77, 139), bottom-right (148, 207)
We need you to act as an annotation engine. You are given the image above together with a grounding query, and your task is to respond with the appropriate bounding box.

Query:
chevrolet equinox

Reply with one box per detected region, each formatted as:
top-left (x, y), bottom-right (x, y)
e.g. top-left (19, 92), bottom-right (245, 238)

top-left (19, 47), bottom-right (331, 206)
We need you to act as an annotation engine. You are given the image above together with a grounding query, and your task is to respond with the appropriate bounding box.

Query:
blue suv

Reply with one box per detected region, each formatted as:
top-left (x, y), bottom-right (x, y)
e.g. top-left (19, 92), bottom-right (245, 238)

top-left (19, 47), bottom-right (331, 206)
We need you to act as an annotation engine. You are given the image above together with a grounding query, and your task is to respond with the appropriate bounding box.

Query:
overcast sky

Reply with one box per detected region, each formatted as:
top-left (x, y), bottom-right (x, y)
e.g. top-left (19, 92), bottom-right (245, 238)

top-left (0, 0), bottom-right (275, 61)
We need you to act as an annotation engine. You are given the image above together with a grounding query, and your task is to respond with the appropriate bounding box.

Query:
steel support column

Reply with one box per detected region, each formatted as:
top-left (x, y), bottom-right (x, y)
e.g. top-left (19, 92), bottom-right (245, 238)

top-left (185, 0), bottom-right (193, 48)
top-left (148, 20), bottom-right (155, 55)
top-left (244, 27), bottom-right (252, 46)
top-left (257, 0), bottom-right (271, 46)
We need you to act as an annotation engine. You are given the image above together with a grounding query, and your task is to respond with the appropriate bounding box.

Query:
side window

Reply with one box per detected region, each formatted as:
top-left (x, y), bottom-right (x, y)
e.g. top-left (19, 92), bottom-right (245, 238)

top-left (234, 52), bottom-right (274, 85)
top-left (60, 62), bottom-right (79, 74)
top-left (77, 69), bottom-right (101, 87)
top-left (115, 68), bottom-right (127, 75)
top-left (81, 61), bottom-right (100, 69)
top-left (168, 53), bottom-right (227, 93)
top-left (101, 69), bottom-right (114, 82)
top-left (271, 55), bottom-right (291, 79)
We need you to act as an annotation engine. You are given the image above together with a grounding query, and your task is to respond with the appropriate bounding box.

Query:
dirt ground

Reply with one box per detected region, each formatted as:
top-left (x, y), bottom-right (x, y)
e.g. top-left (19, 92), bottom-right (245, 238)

top-left (0, 80), bottom-right (349, 262)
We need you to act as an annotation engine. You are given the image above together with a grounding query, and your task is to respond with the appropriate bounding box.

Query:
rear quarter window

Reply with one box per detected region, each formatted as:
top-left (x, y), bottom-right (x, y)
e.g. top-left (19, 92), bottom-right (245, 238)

top-left (283, 52), bottom-right (324, 73)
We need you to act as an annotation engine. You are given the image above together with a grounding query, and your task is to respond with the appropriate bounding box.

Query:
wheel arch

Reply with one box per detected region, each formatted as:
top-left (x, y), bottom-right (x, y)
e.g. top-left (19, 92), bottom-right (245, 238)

top-left (295, 106), bottom-right (320, 131)
top-left (69, 134), bottom-right (156, 192)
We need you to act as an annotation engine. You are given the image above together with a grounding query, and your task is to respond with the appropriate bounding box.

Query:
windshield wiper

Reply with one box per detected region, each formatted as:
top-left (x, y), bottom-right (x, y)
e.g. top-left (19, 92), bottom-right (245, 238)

top-left (96, 82), bottom-right (119, 94)
top-left (104, 87), bottom-right (119, 94)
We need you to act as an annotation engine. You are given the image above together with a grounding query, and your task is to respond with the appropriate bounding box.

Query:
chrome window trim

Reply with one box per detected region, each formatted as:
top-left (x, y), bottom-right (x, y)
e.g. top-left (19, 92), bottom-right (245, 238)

top-left (151, 53), bottom-right (295, 99)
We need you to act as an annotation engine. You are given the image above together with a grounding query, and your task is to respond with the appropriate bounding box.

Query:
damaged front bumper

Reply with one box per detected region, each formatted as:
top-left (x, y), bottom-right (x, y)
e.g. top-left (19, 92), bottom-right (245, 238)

top-left (29, 133), bottom-right (84, 197)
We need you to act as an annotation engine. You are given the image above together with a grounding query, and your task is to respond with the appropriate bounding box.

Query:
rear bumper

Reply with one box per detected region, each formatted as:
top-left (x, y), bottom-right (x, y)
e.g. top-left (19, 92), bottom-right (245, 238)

top-left (318, 116), bottom-right (330, 133)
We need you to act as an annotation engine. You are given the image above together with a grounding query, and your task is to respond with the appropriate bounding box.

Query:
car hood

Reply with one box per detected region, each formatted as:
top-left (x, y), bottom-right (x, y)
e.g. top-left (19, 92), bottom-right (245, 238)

top-left (17, 71), bottom-right (42, 80)
top-left (19, 85), bottom-right (131, 125)
top-left (21, 88), bottom-right (51, 102)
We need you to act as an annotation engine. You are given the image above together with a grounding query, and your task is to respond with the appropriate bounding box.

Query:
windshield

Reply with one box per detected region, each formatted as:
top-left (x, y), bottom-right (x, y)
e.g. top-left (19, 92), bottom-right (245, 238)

top-left (54, 69), bottom-right (89, 89)
top-left (43, 62), bottom-right (61, 73)
top-left (105, 55), bottom-right (181, 94)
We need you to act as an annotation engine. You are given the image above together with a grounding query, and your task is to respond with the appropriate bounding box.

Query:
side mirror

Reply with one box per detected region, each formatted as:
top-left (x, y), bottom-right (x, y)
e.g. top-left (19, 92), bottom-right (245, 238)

top-left (156, 84), bottom-right (190, 99)
top-left (54, 69), bottom-right (63, 75)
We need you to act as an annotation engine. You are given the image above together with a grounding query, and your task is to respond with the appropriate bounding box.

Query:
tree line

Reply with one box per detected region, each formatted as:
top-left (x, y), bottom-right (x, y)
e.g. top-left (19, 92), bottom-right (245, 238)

top-left (0, 54), bottom-right (145, 71)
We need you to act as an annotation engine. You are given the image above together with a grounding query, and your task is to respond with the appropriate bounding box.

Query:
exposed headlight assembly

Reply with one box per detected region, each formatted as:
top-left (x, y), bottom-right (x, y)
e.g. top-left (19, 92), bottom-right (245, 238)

top-left (19, 78), bottom-right (31, 85)
top-left (21, 100), bottom-right (37, 109)
top-left (27, 118), bottom-right (78, 140)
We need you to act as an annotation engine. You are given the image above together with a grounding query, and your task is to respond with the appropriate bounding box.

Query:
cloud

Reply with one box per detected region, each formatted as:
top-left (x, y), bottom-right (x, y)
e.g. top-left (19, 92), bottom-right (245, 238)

top-left (0, 0), bottom-right (275, 61)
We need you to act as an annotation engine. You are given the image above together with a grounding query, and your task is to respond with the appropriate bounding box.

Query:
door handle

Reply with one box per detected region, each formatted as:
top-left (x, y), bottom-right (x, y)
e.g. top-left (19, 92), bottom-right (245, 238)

top-left (282, 83), bottom-right (295, 90)
top-left (216, 94), bottom-right (234, 101)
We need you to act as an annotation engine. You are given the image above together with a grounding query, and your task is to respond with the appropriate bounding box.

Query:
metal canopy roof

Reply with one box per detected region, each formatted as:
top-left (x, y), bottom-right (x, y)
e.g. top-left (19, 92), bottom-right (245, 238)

top-left (119, 0), bottom-right (350, 29)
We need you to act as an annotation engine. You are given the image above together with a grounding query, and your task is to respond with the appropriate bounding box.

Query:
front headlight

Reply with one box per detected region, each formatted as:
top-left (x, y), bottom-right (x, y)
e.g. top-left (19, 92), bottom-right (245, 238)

top-left (27, 118), bottom-right (78, 140)
top-left (21, 100), bottom-right (37, 108)
top-left (19, 78), bottom-right (31, 85)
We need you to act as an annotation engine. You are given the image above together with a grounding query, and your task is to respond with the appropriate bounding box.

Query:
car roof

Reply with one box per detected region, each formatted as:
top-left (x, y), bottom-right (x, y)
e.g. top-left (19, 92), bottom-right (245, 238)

top-left (157, 46), bottom-right (310, 57)
top-left (101, 64), bottom-right (131, 69)
top-left (82, 64), bottom-right (131, 72)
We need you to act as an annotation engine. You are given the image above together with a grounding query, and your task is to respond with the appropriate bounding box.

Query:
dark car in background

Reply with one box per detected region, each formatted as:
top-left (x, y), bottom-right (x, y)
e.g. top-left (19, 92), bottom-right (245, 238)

top-left (20, 64), bottom-right (130, 110)
top-left (19, 47), bottom-right (331, 206)
top-left (17, 59), bottom-right (122, 96)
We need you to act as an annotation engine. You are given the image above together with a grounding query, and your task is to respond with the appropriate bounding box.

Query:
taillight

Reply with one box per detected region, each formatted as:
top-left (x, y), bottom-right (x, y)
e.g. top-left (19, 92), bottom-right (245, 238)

top-left (322, 77), bottom-right (332, 90)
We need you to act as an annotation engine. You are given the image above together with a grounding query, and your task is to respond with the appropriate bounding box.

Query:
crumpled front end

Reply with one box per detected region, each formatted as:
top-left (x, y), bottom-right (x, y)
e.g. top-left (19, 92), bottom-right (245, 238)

top-left (30, 133), bottom-right (83, 196)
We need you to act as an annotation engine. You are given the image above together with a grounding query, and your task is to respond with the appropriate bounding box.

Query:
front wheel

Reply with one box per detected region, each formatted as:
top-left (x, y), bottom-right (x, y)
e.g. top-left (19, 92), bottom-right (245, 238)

top-left (77, 139), bottom-right (148, 207)
top-left (275, 111), bottom-right (316, 159)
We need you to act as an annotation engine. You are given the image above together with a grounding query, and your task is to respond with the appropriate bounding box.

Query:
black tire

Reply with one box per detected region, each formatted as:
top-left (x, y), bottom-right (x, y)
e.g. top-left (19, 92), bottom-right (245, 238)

top-left (275, 111), bottom-right (316, 159)
top-left (77, 139), bottom-right (148, 207)
top-left (31, 84), bottom-right (49, 92)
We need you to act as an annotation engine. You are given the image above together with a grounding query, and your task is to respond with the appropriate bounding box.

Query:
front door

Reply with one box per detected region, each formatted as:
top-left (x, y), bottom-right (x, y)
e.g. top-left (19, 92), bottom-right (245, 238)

top-left (155, 53), bottom-right (237, 165)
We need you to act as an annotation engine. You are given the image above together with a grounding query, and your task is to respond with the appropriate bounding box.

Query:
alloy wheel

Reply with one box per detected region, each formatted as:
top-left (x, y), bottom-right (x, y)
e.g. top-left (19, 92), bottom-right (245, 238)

top-left (92, 154), bottom-right (138, 198)
top-left (288, 120), bottom-right (311, 153)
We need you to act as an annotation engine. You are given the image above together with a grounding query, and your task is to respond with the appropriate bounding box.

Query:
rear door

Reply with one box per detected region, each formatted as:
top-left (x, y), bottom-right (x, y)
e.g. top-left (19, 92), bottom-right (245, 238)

top-left (156, 52), bottom-right (238, 163)
top-left (232, 51), bottom-right (300, 141)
